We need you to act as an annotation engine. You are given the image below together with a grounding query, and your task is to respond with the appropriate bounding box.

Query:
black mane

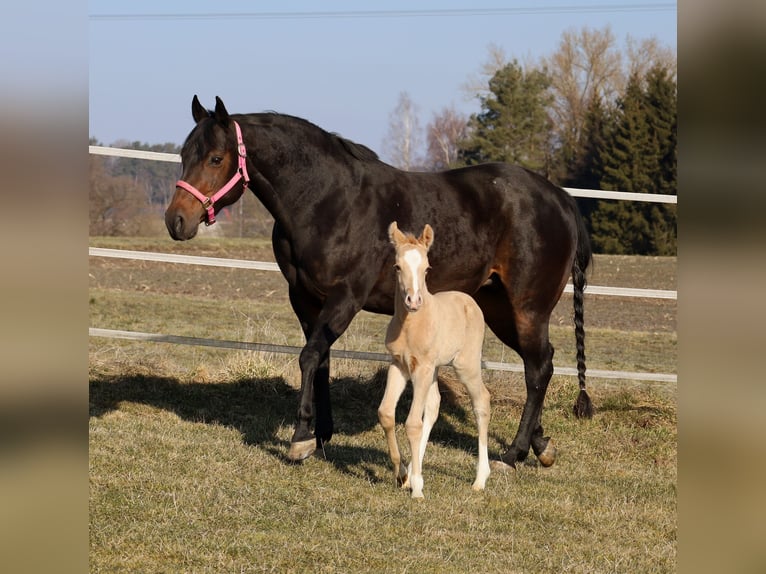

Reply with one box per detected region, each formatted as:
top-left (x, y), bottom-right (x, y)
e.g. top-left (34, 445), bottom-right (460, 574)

top-left (254, 112), bottom-right (380, 163)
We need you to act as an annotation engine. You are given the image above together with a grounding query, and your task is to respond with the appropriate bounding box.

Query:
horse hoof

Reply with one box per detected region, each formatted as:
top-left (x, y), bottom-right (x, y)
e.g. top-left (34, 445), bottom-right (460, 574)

top-left (396, 462), bottom-right (409, 488)
top-left (490, 460), bottom-right (516, 473)
top-left (287, 438), bottom-right (316, 461)
top-left (537, 440), bottom-right (557, 467)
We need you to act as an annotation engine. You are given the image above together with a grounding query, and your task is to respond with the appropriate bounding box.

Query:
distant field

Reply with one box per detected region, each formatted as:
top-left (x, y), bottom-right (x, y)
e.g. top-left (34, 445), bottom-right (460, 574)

top-left (89, 236), bottom-right (676, 573)
top-left (89, 236), bottom-right (676, 373)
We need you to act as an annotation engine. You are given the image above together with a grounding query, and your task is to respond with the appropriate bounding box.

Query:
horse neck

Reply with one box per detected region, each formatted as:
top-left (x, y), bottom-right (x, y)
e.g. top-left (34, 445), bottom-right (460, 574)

top-left (238, 114), bottom-right (357, 238)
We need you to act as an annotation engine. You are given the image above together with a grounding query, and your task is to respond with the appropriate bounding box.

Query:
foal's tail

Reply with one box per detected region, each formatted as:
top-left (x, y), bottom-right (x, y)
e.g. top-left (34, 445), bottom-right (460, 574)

top-left (572, 209), bottom-right (594, 419)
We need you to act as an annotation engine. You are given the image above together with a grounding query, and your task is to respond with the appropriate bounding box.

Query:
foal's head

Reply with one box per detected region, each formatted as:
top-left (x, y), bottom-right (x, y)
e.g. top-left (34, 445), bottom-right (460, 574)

top-left (388, 221), bottom-right (434, 313)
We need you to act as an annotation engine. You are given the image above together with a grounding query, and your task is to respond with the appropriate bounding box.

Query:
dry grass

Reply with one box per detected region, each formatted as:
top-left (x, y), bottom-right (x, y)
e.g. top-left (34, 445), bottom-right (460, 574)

top-left (89, 237), bottom-right (676, 573)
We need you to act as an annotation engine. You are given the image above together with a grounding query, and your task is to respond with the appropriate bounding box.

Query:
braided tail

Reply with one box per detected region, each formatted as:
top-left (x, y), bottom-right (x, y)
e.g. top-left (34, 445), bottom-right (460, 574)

top-left (572, 210), bottom-right (594, 419)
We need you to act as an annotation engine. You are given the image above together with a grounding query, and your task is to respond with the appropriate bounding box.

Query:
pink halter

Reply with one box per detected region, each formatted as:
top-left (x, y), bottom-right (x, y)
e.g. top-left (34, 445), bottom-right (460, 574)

top-left (175, 121), bottom-right (250, 225)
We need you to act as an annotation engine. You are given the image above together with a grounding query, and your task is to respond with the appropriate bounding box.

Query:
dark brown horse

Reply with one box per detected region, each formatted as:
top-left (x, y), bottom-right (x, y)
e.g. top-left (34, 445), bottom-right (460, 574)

top-left (165, 96), bottom-right (593, 466)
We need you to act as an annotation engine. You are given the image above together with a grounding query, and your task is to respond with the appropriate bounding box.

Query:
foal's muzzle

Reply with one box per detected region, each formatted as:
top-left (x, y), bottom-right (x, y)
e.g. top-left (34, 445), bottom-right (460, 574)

top-left (404, 292), bottom-right (423, 312)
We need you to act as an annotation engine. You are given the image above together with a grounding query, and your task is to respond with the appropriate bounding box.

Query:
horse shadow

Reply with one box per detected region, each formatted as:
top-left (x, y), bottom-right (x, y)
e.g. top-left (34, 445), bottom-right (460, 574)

top-left (89, 367), bottom-right (489, 477)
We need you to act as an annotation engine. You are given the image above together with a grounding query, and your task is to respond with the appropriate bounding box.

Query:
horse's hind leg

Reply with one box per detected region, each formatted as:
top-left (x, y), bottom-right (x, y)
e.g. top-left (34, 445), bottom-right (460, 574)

top-left (502, 324), bottom-right (555, 467)
top-left (416, 370), bottom-right (441, 471)
top-left (475, 284), bottom-right (557, 468)
top-left (378, 364), bottom-right (409, 487)
top-left (454, 355), bottom-right (491, 490)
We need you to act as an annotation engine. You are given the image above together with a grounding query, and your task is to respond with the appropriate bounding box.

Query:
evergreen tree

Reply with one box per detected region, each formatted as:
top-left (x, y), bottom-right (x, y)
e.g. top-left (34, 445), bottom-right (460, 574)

top-left (460, 61), bottom-right (553, 175)
top-left (590, 65), bottom-right (677, 255)
top-left (564, 96), bottom-right (614, 229)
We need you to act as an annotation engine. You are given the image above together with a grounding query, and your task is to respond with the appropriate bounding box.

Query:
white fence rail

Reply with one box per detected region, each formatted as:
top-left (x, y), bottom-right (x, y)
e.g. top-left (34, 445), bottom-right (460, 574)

top-left (88, 145), bottom-right (678, 205)
top-left (89, 247), bottom-right (676, 300)
top-left (88, 145), bottom-right (677, 384)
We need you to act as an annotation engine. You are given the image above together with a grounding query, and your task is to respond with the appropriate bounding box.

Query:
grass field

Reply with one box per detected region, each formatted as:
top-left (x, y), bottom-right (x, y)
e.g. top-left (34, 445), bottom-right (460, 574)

top-left (89, 236), bottom-right (676, 573)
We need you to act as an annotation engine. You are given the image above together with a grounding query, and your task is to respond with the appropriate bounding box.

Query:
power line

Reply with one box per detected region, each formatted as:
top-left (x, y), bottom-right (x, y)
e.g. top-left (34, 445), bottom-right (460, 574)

top-left (90, 4), bottom-right (677, 22)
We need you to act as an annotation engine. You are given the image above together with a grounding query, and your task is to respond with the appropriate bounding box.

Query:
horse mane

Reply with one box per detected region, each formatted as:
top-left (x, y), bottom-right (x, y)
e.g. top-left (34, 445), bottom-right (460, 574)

top-left (256, 112), bottom-right (380, 163)
top-left (335, 135), bottom-right (380, 162)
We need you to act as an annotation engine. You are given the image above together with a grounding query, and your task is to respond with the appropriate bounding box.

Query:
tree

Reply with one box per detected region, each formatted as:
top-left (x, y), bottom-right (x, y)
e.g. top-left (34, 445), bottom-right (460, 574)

top-left (590, 64), bottom-right (677, 255)
top-left (565, 95), bottom-right (615, 227)
top-left (460, 60), bottom-right (553, 174)
top-left (544, 26), bottom-right (623, 183)
top-left (107, 140), bottom-right (182, 207)
top-left (382, 92), bottom-right (423, 170)
top-left (424, 106), bottom-right (468, 170)
top-left (89, 155), bottom-right (160, 236)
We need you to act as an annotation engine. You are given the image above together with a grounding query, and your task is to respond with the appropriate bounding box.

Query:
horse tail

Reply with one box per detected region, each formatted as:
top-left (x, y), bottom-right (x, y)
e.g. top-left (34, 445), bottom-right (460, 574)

top-left (572, 208), bottom-right (594, 419)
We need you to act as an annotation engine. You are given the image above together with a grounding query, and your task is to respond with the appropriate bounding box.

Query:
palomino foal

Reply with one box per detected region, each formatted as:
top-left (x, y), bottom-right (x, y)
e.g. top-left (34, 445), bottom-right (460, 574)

top-left (379, 222), bottom-right (491, 498)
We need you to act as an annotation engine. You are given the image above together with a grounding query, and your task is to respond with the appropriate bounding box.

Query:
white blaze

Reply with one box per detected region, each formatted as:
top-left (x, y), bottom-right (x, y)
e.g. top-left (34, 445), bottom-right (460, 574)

top-left (403, 248), bottom-right (423, 300)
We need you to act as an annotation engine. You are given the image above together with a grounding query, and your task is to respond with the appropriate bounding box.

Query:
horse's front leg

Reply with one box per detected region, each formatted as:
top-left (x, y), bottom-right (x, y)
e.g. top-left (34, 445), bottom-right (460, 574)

top-left (287, 287), bottom-right (363, 462)
top-left (405, 366), bottom-right (437, 499)
top-left (378, 363), bottom-right (409, 487)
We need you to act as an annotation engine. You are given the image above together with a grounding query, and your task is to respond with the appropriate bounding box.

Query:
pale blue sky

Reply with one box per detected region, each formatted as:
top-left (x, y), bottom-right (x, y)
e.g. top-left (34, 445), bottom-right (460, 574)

top-left (89, 1), bottom-right (676, 161)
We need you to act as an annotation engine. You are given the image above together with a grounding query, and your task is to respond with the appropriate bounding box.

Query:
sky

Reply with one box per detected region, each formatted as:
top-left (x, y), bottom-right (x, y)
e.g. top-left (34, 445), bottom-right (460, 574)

top-left (89, 1), bottom-right (676, 162)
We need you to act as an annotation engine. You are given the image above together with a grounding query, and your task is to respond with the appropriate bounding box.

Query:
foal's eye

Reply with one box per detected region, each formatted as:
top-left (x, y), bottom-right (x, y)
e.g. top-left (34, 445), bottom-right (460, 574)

top-left (210, 156), bottom-right (223, 166)
top-left (393, 264), bottom-right (400, 272)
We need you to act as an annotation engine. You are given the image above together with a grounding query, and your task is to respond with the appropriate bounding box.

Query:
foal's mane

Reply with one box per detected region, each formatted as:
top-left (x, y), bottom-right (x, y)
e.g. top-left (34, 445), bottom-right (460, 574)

top-left (394, 232), bottom-right (422, 247)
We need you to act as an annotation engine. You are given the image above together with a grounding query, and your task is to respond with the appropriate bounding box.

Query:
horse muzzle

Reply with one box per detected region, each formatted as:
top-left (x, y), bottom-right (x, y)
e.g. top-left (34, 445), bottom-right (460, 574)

top-left (165, 208), bottom-right (199, 241)
top-left (404, 293), bottom-right (424, 312)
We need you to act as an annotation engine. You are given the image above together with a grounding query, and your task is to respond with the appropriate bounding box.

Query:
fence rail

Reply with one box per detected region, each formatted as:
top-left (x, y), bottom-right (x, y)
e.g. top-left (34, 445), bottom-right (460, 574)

top-left (88, 144), bottom-right (677, 384)
top-left (89, 247), bottom-right (677, 300)
top-left (89, 328), bottom-right (677, 384)
top-left (88, 145), bottom-right (678, 205)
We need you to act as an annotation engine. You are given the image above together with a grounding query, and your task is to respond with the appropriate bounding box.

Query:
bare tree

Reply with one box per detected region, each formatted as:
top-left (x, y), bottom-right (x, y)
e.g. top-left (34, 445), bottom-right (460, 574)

top-left (382, 91), bottom-right (423, 171)
top-left (89, 156), bottom-right (160, 236)
top-left (625, 35), bottom-right (677, 85)
top-left (425, 106), bottom-right (468, 170)
top-left (460, 43), bottom-right (509, 101)
top-left (544, 26), bottom-right (624, 152)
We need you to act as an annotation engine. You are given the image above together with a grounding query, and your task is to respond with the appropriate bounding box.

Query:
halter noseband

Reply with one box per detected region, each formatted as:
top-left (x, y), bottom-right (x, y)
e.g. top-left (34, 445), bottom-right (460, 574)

top-left (175, 121), bottom-right (250, 225)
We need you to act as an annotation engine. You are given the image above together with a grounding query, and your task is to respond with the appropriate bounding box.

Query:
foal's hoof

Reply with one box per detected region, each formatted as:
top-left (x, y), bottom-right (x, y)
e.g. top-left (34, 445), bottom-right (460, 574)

top-left (537, 440), bottom-right (557, 468)
top-left (396, 463), bottom-right (410, 488)
top-left (286, 438), bottom-right (316, 462)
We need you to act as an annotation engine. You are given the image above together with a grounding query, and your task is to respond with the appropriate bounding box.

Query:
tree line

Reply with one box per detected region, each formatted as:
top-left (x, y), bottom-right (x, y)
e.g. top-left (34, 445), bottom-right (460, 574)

top-left (91, 26), bottom-right (676, 255)
top-left (385, 27), bottom-right (676, 255)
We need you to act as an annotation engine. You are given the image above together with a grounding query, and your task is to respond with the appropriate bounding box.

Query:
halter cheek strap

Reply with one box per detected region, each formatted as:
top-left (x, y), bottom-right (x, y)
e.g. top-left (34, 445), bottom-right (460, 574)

top-left (175, 121), bottom-right (250, 225)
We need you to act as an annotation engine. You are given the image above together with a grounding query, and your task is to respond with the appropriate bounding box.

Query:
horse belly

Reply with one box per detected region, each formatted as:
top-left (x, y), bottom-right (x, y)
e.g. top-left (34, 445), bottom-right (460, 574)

top-left (432, 293), bottom-right (484, 363)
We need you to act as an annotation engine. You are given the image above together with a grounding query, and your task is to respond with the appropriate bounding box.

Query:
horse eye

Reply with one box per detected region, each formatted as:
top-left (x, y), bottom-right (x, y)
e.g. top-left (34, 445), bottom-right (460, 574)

top-left (393, 264), bottom-right (400, 272)
top-left (210, 156), bottom-right (223, 166)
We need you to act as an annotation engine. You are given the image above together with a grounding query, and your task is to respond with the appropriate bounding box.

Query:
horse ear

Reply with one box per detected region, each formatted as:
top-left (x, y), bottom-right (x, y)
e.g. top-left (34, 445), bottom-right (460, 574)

top-left (420, 224), bottom-right (434, 250)
top-left (388, 221), bottom-right (404, 245)
top-left (214, 96), bottom-right (230, 124)
top-left (191, 95), bottom-right (209, 124)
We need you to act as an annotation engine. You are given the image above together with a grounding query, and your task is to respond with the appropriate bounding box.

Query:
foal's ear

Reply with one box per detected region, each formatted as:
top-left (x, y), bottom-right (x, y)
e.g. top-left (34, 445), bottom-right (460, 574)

top-left (214, 96), bottom-right (230, 124)
top-left (388, 221), bottom-right (405, 245)
top-left (191, 95), bottom-right (209, 124)
top-left (419, 224), bottom-right (434, 250)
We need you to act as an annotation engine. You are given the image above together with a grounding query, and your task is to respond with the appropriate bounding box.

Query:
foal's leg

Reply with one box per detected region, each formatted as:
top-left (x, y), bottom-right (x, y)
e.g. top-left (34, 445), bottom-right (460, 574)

top-left (454, 357), bottom-right (491, 490)
top-left (405, 366), bottom-right (437, 499)
top-left (378, 364), bottom-right (409, 487)
top-left (416, 371), bottom-right (441, 472)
